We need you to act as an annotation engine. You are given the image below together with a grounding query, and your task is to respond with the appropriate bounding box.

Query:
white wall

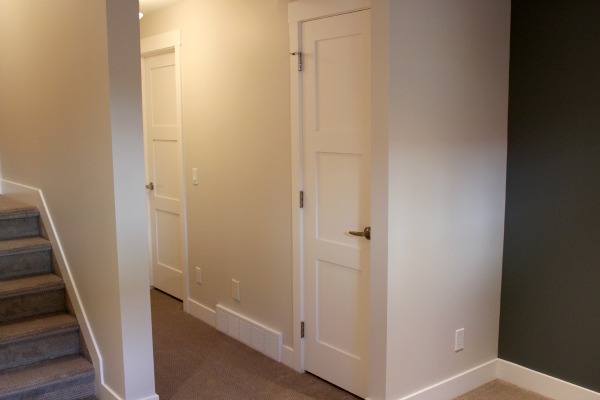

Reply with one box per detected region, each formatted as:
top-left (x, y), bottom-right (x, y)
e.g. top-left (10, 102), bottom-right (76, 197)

top-left (105, 0), bottom-right (157, 398)
top-left (373, 1), bottom-right (511, 398)
top-left (370, 0), bottom-right (391, 398)
top-left (0, 1), bottom-right (156, 399)
top-left (140, 0), bottom-right (295, 345)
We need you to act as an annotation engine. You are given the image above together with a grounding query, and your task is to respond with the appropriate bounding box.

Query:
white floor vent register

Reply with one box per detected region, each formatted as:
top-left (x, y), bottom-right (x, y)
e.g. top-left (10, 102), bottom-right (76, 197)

top-left (216, 305), bottom-right (282, 362)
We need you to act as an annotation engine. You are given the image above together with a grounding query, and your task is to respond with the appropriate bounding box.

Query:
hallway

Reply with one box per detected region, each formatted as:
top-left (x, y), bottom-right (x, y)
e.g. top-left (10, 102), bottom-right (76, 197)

top-left (150, 289), bottom-right (553, 400)
top-left (150, 289), bottom-right (360, 400)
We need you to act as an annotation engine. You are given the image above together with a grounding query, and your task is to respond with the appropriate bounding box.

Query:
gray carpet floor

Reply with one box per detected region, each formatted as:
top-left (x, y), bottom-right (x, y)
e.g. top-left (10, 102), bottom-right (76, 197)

top-left (151, 289), bottom-right (360, 400)
top-left (454, 380), bottom-right (553, 400)
top-left (151, 289), bottom-right (552, 400)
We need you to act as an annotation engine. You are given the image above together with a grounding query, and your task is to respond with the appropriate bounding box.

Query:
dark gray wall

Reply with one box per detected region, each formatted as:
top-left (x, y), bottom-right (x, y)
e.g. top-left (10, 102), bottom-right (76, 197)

top-left (499, 0), bottom-right (600, 392)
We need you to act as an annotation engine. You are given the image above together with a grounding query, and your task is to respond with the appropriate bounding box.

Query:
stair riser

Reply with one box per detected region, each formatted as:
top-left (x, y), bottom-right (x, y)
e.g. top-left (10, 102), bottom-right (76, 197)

top-left (0, 330), bottom-right (80, 372)
top-left (0, 199), bottom-right (96, 398)
top-left (0, 216), bottom-right (40, 241)
top-left (0, 372), bottom-right (95, 400)
top-left (0, 290), bottom-right (65, 323)
top-left (0, 250), bottom-right (52, 280)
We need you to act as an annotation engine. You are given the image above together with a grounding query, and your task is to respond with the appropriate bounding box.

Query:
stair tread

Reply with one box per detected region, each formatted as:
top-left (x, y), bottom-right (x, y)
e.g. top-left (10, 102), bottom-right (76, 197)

top-left (0, 197), bottom-right (39, 220)
top-left (0, 354), bottom-right (94, 395)
top-left (0, 274), bottom-right (64, 298)
top-left (0, 312), bottom-right (78, 345)
top-left (0, 236), bottom-right (51, 255)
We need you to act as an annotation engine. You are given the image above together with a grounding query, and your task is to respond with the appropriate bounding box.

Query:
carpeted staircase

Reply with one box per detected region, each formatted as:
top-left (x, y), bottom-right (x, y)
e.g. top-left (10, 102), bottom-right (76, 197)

top-left (0, 196), bottom-right (96, 399)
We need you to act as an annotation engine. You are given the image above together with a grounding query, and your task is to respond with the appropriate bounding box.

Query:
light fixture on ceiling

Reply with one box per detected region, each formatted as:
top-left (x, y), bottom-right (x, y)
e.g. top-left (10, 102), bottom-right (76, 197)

top-left (139, 11), bottom-right (144, 19)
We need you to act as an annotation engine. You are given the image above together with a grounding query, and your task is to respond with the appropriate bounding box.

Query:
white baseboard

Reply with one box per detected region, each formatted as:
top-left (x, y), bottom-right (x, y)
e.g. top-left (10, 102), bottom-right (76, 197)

top-left (395, 360), bottom-right (498, 400)
top-left (134, 395), bottom-right (160, 400)
top-left (389, 359), bottom-right (600, 400)
top-left (187, 298), bottom-right (301, 371)
top-left (281, 345), bottom-right (297, 370)
top-left (498, 359), bottom-right (600, 400)
top-left (99, 383), bottom-right (159, 400)
top-left (187, 297), bottom-right (216, 327)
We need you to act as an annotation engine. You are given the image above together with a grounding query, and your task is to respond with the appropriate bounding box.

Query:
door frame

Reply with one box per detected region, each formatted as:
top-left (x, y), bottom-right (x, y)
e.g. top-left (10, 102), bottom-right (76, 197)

top-left (288, 0), bottom-right (371, 374)
top-left (141, 30), bottom-right (190, 311)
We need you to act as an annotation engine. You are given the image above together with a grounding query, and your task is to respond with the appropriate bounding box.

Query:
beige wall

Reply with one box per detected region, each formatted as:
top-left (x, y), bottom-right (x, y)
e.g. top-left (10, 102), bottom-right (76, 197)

top-left (375, 1), bottom-right (511, 398)
top-left (140, 0), bottom-right (294, 344)
top-left (0, 1), bottom-right (156, 399)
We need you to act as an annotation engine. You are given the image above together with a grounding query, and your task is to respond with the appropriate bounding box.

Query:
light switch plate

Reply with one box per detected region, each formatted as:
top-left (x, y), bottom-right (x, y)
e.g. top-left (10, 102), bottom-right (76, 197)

top-left (192, 168), bottom-right (198, 185)
top-left (195, 267), bottom-right (202, 284)
top-left (231, 279), bottom-right (240, 301)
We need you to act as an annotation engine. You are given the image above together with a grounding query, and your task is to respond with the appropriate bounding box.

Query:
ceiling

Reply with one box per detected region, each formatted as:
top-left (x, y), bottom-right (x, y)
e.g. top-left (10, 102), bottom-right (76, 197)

top-left (139, 0), bottom-right (185, 15)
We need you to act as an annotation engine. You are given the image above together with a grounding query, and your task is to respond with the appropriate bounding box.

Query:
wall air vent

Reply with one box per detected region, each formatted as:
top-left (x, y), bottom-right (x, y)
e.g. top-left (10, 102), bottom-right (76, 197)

top-left (216, 304), bottom-right (282, 362)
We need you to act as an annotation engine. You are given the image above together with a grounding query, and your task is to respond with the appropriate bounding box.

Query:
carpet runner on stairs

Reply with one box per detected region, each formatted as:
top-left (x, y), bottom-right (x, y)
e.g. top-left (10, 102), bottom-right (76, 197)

top-left (0, 196), bottom-right (95, 400)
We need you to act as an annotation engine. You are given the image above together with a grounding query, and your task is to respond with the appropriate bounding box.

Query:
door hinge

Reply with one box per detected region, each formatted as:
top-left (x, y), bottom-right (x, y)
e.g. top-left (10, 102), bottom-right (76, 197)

top-left (290, 51), bottom-right (303, 71)
top-left (299, 191), bottom-right (304, 208)
top-left (301, 321), bottom-right (305, 339)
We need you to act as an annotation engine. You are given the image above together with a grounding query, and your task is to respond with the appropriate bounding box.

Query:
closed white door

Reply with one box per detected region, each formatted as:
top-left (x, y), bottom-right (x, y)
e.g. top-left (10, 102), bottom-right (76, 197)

top-left (143, 51), bottom-right (184, 300)
top-left (302, 10), bottom-right (371, 398)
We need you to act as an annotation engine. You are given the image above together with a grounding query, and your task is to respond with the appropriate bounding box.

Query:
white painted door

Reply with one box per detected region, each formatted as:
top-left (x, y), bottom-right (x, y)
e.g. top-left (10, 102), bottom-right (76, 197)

top-left (143, 51), bottom-right (184, 300)
top-left (302, 10), bottom-right (371, 398)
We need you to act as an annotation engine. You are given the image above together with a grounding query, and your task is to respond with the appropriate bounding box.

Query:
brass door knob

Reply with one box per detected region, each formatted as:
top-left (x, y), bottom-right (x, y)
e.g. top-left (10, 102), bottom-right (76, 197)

top-left (349, 226), bottom-right (371, 240)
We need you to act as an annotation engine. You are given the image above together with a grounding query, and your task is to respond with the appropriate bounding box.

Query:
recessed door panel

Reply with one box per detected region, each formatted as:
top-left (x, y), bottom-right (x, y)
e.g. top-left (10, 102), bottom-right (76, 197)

top-left (316, 152), bottom-right (362, 246)
top-left (315, 34), bottom-right (364, 133)
top-left (156, 210), bottom-right (181, 269)
top-left (316, 259), bottom-right (361, 357)
top-left (152, 140), bottom-right (181, 200)
top-left (150, 64), bottom-right (177, 127)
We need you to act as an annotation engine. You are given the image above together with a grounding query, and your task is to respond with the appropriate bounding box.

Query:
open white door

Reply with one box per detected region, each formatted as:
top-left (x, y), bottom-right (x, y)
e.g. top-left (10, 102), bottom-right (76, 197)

top-left (301, 10), bottom-right (371, 398)
top-left (142, 49), bottom-right (185, 300)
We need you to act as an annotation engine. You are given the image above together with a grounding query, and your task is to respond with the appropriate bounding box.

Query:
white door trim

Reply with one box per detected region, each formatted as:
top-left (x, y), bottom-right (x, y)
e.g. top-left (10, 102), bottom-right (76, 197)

top-left (141, 30), bottom-right (190, 311)
top-left (288, 0), bottom-right (370, 23)
top-left (288, 0), bottom-right (371, 374)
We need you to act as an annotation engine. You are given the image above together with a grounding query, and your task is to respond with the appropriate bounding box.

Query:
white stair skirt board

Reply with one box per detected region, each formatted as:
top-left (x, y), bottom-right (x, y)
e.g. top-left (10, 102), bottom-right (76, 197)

top-left (498, 359), bottom-right (600, 400)
top-left (216, 305), bottom-right (282, 362)
top-left (0, 180), bottom-right (107, 398)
